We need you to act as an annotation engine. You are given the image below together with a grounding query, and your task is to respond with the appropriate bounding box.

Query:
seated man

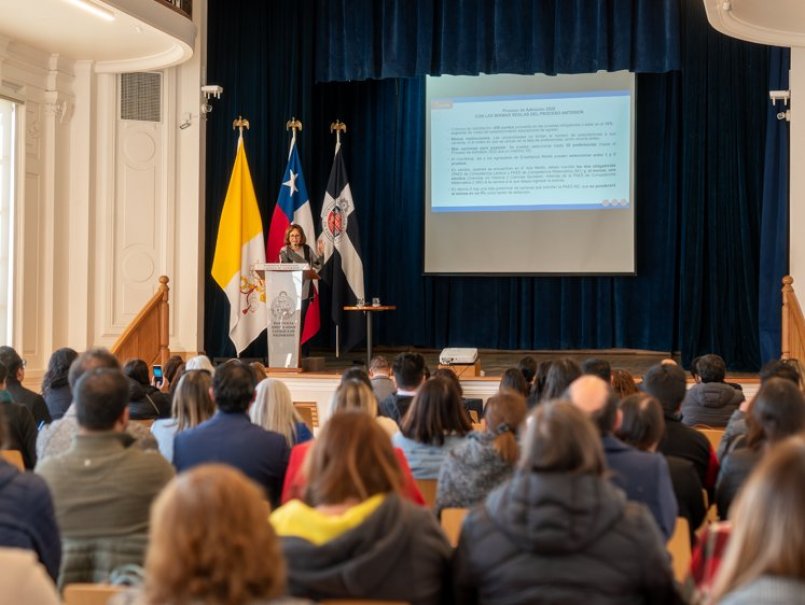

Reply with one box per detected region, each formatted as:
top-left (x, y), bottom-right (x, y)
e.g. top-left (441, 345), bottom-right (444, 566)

top-left (36, 368), bottom-right (174, 588)
top-left (568, 375), bottom-right (677, 540)
top-left (0, 362), bottom-right (37, 469)
top-left (174, 359), bottom-right (289, 506)
top-left (368, 355), bottom-right (395, 403)
top-left (0, 346), bottom-right (51, 426)
top-left (378, 352), bottom-right (426, 424)
top-left (36, 348), bottom-right (158, 461)
top-left (680, 354), bottom-right (744, 427)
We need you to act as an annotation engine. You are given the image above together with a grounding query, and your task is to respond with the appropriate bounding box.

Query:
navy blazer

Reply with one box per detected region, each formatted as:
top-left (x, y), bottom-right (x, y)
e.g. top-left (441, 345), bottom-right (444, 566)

top-left (602, 435), bottom-right (678, 540)
top-left (174, 411), bottom-right (290, 506)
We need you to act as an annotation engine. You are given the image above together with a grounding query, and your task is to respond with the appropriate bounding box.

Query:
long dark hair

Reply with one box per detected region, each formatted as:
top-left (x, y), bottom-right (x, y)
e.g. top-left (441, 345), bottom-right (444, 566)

top-left (400, 377), bottom-right (472, 445)
top-left (42, 347), bottom-right (79, 395)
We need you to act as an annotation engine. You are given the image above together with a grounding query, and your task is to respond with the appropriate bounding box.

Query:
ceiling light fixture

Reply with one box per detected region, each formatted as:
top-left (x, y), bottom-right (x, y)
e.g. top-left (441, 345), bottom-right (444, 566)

top-left (63, 0), bottom-right (115, 22)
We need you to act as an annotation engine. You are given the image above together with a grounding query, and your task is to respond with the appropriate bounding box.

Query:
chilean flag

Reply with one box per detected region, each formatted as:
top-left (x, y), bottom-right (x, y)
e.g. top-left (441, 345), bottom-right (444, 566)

top-left (267, 134), bottom-right (320, 344)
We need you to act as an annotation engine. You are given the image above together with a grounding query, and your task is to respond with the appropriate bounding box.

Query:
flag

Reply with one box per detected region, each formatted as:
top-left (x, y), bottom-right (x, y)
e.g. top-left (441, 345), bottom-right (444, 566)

top-left (211, 132), bottom-right (267, 354)
top-left (320, 140), bottom-right (365, 352)
top-left (266, 135), bottom-right (320, 344)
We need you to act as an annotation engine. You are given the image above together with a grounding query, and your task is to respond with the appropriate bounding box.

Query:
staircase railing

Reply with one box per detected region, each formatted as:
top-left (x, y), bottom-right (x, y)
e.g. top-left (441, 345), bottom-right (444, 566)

top-left (110, 276), bottom-right (170, 367)
top-left (781, 276), bottom-right (805, 364)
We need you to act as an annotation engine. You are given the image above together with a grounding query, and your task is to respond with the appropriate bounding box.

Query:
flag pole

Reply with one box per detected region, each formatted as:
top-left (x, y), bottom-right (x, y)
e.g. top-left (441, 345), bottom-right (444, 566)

top-left (231, 116), bottom-right (251, 359)
top-left (286, 117), bottom-right (302, 152)
top-left (329, 120), bottom-right (348, 360)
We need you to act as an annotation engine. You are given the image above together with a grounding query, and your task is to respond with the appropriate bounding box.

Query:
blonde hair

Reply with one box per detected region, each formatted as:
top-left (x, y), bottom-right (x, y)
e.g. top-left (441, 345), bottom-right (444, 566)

top-left (329, 379), bottom-right (378, 417)
top-left (143, 464), bottom-right (286, 605)
top-left (250, 378), bottom-right (303, 447)
top-left (710, 435), bottom-right (805, 601)
top-left (172, 370), bottom-right (215, 432)
top-left (484, 391), bottom-right (527, 464)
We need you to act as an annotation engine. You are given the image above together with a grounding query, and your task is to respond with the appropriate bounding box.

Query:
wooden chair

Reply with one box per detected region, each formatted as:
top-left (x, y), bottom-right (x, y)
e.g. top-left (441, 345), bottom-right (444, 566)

top-left (63, 583), bottom-right (125, 605)
top-left (468, 410), bottom-right (480, 423)
top-left (129, 418), bottom-right (155, 429)
top-left (0, 449), bottom-right (24, 471)
top-left (666, 517), bottom-right (692, 583)
top-left (414, 478), bottom-right (437, 508)
top-left (693, 426), bottom-right (725, 452)
top-left (440, 507), bottom-right (469, 547)
top-left (294, 401), bottom-right (319, 430)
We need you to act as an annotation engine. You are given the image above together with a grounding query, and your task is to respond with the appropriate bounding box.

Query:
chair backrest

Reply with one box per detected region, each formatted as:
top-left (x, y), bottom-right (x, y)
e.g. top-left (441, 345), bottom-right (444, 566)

top-left (666, 517), bottom-right (692, 583)
top-left (0, 449), bottom-right (24, 471)
top-left (294, 401), bottom-right (319, 429)
top-left (129, 418), bottom-right (155, 429)
top-left (440, 507), bottom-right (469, 547)
top-left (63, 583), bottom-right (125, 605)
top-left (414, 478), bottom-right (437, 508)
top-left (694, 426), bottom-right (725, 452)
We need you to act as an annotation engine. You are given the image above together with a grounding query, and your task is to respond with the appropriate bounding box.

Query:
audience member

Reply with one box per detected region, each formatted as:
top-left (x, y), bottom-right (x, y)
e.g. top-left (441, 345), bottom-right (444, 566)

top-left (499, 367), bottom-right (529, 398)
top-left (281, 380), bottom-right (423, 505)
top-left (0, 345), bottom-right (50, 426)
top-left (531, 360), bottom-right (554, 405)
top-left (0, 361), bottom-right (37, 468)
top-left (611, 368), bottom-right (639, 399)
top-left (150, 370), bottom-right (214, 462)
top-left (392, 376), bottom-right (472, 478)
top-left (41, 347), bottom-right (78, 420)
top-left (123, 359), bottom-right (171, 420)
top-left (432, 368), bottom-right (484, 423)
top-left (711, 436), bottom-right (805, 604)
top-left (37, 348), bottom-right (158, 461)
top-left (184, 354), bottom-right (214, 373)
top-left (641, 363), bottom-right (717, 491)
top-left (454, 401), bottom-right (681, 604)
top-left (250, 360), bottom-right (269, 381)
top-left (120, 465), bottom-right (305, 605)
top-left (340, 365), bottom-right (373, 390)
top-left (715, 377), bottom-right (805, 519)
top-left (436, 391), bottom-right (526, 514)
top-left (368, 355), bottom-right (395, 402)
top-left (173, 359), bottom-right (289, 506)
top-left (162, 355), bottom-right (185, 399)
top-left (717, 358), bottom-right (801, 461)
top-left (272, 412), bottom-right (451, 604)
top-left (616, 393), bottom-right (706, 544)
top-left (36, 368), bottom-right (174, 587)
top-left (539, 357), bottom-right (581, 402)
top-left (517, 356), bottom-right (537, 389)
top-left (0, 405), bottom-right (60, 580)
top-left (379, 352), bottom-right (426, 423)
top-left (568, 375), bottom-right (677, 539)
top-left (581, 357), bottom-right (612, 382)
top-left (250, 378), bottom-right (313, 447)
top-left (0, 548), bottom-right (60, 605)
top-left (680, 354), bottom-right (744, 427)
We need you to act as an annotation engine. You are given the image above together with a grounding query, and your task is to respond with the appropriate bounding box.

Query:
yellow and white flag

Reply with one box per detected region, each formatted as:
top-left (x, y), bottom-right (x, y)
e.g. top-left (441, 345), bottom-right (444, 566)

top-left (211, 132), bottom-right (267, 353)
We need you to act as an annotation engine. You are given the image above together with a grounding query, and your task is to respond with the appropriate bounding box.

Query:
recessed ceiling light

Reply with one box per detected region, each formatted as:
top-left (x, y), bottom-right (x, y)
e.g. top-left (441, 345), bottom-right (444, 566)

top-left (63, 0), bottom-right (115, 22)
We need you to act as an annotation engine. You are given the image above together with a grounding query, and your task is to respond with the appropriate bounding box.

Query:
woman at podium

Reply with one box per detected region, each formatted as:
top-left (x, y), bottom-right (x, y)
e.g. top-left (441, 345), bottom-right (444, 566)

top-left (279, 224), bottom-right (323, 343)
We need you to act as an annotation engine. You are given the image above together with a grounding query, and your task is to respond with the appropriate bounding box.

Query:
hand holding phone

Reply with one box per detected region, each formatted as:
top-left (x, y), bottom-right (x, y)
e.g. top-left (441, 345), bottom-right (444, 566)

top-left (152, 364), bottom-right (164, 387)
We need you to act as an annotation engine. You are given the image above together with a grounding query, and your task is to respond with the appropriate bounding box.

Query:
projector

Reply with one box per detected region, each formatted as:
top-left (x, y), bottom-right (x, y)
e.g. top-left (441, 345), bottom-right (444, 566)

top-left (439, 348), bottom-right (479, 365)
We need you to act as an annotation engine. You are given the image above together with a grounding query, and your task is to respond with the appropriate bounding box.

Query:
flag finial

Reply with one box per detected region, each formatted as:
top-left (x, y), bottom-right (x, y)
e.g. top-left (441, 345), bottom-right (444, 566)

top-left (232, 116), bottom-right (250, 136)
top-left (286, 117), bottom-right (303, 132)
top-left (330, 120), bottom-right (347, 145)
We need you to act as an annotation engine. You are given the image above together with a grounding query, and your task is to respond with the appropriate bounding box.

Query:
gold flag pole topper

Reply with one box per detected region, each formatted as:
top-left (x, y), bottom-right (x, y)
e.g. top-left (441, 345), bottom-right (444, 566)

top-left (286, 117), bottom-right (302, 145)
top-left (330, 119), bottom-right (347, 145)
top-left (232, 116), bottom-right (250, 135)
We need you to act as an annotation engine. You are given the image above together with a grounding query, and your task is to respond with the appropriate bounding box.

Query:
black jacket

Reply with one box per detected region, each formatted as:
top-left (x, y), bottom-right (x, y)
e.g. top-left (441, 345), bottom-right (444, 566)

top-left (454, 471), bottom-right (683, 605)
top-left (666, 455), bottom-right (706, 545)
top-left (6, 381), bottom-right (50, 426)
top-left (127, 379), bottom-right (171, 420)
top-left (0, 397), bottom-right (37, 469)
top-left (716, 447), bottom-right (761, 519)
top-left (658, 415), bottom-right (714, 491)
top-left (43, 383), bottom-right (72, 421)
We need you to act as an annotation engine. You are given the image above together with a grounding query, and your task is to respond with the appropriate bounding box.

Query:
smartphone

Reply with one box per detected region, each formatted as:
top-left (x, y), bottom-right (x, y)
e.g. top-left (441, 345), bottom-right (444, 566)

top-left (153, 364), bottom-right (163, 386)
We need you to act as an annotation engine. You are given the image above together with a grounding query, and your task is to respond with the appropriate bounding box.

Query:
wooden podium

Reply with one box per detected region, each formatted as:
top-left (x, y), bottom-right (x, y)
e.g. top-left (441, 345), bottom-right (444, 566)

top-left (255, 263), bottom-right (318, 371)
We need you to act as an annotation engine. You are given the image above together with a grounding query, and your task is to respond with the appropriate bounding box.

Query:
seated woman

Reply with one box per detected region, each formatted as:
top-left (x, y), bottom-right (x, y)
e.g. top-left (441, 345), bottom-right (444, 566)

top-left (41, 347), bottom-right (78, 421)
top-left (280, 380), bottom-right (421, 504)
top-left (271, 412), bottom-right (451, 605)
top-left (391, 376), bottom-right (473, 479)
top-left (498, 367), bottom-right (530, 398)
top-left (250, 378), bottom-right (313, 448)
top-left (611, 368), bottom-right (639, 399)
top-left (114, 464), bottom-right (308, 605)
top-left (454, 400), bottom-right (681, 604)
top-left (616, 393), bottom-right (706, 544)
top-left (123, 359), bottom-right (171, 420)
top-left (150, 370), bottom-right (215, 462)
top-left (436, 391), bottom-right (526, 515)
top-left (716, 377), bottom-right (805, 518)
top-left (710, 436), bottom-right (805, 604)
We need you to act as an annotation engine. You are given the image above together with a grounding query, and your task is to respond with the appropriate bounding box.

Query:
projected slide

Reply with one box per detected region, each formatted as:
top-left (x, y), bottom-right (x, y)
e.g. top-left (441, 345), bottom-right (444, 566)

top-left (431, 92), bottom-right (631, 212)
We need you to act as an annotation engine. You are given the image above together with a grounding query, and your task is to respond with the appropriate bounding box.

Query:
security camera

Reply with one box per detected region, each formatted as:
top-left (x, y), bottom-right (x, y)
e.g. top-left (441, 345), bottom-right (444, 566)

top-left (201, 84), bottom-right (223, 99)
top-left (769, 90), bottom-right (790, 105)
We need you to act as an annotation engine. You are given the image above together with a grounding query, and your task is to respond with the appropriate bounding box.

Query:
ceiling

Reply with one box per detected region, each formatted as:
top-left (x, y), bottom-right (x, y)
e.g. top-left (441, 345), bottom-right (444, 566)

top-left (0, 0), bottom-right (195, 72)
top-left (704, 0), bottom-right (805, 47)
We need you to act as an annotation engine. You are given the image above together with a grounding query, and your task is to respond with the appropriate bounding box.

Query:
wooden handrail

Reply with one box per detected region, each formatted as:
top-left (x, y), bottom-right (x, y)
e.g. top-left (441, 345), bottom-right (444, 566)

top-left (110, 276), bottom-right (170, 368)
top-left (781, 275), bottom-right (805, 363)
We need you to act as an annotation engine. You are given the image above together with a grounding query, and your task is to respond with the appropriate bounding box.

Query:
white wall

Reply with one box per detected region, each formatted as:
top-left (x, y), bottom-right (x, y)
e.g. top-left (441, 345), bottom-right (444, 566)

top-left (790, 48), bottom-right (805, 295)
top-left (0, 6), bottom-right (206, 380)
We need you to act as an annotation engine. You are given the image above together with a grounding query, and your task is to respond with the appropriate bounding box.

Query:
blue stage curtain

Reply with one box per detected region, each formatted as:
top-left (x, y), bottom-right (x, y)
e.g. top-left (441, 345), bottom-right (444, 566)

top-left (758, 48), bottom-right (791, 364)
top-left (204, 0), bottom-right (777, 370)
top-left (315, 0), bottom-right (681, 82)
